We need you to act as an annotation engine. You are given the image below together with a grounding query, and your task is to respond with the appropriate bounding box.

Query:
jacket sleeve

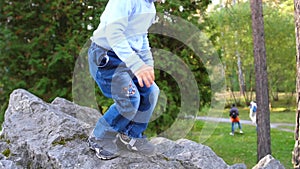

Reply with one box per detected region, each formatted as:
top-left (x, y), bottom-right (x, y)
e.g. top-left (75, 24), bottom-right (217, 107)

top-left (137, 34), bottom-right (154, 67)
top-left (101, 0), bottom-right (145, 73)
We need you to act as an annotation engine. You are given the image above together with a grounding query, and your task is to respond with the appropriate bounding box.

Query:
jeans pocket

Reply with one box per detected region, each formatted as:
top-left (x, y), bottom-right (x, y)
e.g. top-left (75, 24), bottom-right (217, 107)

top-left (97, 55), bottom-right (109, 68)
top-left (90, 44), bottom-right (108, 67)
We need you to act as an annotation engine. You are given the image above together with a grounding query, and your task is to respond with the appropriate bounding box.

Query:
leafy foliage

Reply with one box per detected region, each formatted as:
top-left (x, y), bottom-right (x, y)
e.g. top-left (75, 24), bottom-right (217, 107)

top-left (0, 0), bottom-right (107, 120)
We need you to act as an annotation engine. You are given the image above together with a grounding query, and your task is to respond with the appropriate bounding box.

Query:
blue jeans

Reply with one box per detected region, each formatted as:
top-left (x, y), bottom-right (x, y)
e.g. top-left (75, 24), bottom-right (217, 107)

top-left (231, 122), bottom-right (242, 132)
top-left (88, 42), bottom-right (159, 138)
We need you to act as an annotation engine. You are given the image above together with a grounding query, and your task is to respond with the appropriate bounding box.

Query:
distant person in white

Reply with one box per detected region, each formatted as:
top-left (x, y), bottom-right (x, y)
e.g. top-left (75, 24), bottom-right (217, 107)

top-left (249, 101), bottom-right (257, 125)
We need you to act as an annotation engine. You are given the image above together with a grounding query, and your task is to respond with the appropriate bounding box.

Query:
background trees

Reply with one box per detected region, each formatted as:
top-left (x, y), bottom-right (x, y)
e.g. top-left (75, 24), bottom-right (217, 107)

top-left (0, 0), bottom-right (106, 114)
top-left (207, 1), bottom-right (295, 106)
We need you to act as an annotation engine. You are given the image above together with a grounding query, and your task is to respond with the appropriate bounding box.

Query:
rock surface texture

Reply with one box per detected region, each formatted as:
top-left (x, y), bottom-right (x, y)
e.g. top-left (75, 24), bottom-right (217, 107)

top-left (0, 89), bottom-right (284, 169)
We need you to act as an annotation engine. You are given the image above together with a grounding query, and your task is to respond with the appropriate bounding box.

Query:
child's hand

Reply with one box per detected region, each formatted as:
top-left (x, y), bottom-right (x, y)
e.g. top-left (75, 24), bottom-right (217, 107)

top-left (134, 64), bottom-right (154, 88)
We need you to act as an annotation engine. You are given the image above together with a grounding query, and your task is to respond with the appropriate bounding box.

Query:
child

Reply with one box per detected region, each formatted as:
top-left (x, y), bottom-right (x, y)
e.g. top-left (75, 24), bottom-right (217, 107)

top-left (229, 104), bottom-right (243, 136)
top-left (87, 0), bottom-right (163, 160)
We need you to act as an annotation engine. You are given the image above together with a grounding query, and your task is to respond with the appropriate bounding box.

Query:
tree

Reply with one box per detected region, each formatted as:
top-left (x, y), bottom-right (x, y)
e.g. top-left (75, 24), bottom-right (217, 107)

top-left (250, 0), bottom-right (272, 161)
top-left (292, 0), bottom-right (300, 168)
top-left (0, 0), bottom-right (107, 103)
top-left (0, 0), bottom-right (108, 126)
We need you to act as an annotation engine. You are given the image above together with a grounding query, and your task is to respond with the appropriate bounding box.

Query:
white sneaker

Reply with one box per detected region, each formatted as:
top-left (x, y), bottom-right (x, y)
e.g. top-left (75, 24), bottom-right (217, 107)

top-left (239, 130), bottom-right (244, 134)
top-left (229, 132), bottom-right (234, 136)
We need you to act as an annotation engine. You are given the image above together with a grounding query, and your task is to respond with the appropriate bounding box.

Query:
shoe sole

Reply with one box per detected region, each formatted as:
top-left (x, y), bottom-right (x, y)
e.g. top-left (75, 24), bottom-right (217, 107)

top-left (88, 139), bottom-right (119, 160)
top-left (95, 149), bottom-right (119, 160)
top-left (90, 147), bottom-right (119, 160)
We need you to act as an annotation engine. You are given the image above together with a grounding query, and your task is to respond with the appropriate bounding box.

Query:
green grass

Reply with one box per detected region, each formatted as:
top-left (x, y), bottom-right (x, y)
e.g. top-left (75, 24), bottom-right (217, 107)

top-left (269, 110), bottom-right (296, 124)
top-left (186, 120), bottom-right (294, 169)
top-left (190, 96), bottom-right (296, 169)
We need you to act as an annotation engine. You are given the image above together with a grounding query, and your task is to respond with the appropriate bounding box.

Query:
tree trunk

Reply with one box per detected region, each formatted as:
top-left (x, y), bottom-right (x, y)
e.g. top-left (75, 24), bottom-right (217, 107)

top-left (250, 0), bottom-right (272, 162)
top-left (233, 0), bottom-right (248, 105)
top-left (292, 0), bottom-right (300, 168)
top-left (237, 53), bottom-right (247, 102)
top-left (249, 67), bottom-right (254, 102)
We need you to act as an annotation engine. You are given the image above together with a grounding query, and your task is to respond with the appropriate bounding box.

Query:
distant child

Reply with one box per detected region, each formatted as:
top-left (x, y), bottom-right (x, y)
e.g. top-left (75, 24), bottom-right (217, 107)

top-left (229, 104), bottom-right (243, 136)
top-left (249, 101), bottom-right (257, 125)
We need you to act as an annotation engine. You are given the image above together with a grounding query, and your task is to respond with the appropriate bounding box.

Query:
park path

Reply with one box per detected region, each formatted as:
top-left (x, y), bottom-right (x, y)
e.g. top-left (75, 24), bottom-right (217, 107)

top-left (196, 116), bottom-right (295, 133)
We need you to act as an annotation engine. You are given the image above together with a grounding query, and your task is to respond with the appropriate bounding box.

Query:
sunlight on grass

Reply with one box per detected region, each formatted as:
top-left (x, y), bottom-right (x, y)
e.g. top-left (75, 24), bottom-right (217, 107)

top-left (272, 107), bottom-right (287, 112)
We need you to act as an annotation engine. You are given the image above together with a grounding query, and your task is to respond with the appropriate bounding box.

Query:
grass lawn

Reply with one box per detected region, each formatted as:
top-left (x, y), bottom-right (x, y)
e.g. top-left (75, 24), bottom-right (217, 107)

top-left (188, 96), bottom-right (296, 169)
top-left (186, 120), bottom-right (294, 169)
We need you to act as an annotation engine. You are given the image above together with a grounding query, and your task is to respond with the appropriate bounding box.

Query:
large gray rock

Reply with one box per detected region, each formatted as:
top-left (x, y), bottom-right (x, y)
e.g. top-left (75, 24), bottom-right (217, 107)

top-left (252, 154), bottom-right (285, 169)
top-left (0, 89), bottom-right (278, 169)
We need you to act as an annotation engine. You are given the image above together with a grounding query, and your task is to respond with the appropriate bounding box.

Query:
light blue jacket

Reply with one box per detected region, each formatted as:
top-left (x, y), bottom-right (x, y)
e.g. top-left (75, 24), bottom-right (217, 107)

top-left (91, 0), bottom-right (157, 73)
